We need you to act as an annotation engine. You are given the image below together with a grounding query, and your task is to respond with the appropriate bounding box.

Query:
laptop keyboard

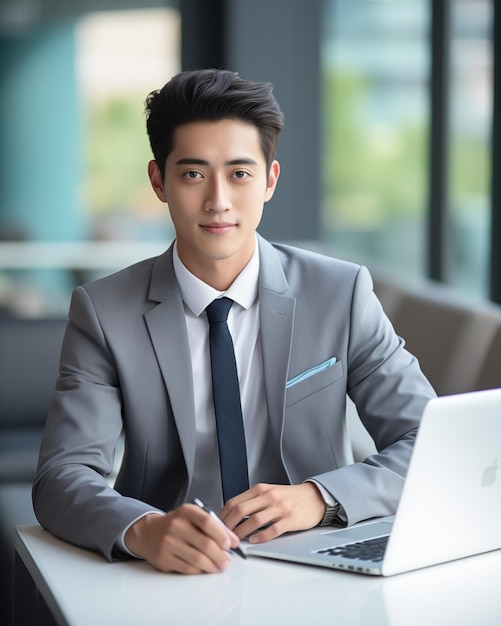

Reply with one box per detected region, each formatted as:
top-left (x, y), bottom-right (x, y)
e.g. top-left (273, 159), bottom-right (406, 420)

top-left (316, 535), bottom-right (389, 563)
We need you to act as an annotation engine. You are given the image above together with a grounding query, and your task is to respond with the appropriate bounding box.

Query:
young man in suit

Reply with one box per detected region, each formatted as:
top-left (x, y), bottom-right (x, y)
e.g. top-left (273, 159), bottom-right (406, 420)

top-left (33, 69), bottom-right (435, 575)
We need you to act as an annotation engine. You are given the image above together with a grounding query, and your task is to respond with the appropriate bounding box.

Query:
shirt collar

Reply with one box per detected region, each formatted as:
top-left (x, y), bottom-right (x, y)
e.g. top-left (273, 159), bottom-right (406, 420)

top-left (173, 237), bottom-right (260, 317)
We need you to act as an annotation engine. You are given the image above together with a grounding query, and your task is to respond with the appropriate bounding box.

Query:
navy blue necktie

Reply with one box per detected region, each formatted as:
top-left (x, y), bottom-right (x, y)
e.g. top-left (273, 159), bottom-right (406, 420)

top-left (206, 297), bottom-right (249, 502)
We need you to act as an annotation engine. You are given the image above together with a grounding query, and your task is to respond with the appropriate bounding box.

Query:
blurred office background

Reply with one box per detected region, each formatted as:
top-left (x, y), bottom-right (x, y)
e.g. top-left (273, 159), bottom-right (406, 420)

top-left (0, 0), bottom-right (499, 317)
top-left (1, 4), bottom-right (500, 623)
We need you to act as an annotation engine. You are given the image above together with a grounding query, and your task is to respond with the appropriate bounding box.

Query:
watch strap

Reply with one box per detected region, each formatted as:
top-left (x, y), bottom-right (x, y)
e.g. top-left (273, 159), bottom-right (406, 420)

top-left (319, 500), bottom-right (341, 526)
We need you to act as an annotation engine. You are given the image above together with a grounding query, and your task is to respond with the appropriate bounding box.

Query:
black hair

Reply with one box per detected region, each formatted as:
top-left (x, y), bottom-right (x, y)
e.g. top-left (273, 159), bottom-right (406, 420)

top-left (145, 69), bottom-right (284, 179)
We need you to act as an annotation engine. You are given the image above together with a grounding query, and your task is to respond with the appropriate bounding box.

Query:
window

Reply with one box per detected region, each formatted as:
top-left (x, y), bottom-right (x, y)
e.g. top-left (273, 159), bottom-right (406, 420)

top-left (321, 0), bottom-right (430, 282)
top-left (321, 0), bottom-right (496, 302)
top-left (0, 6), bottom-right (180, 316)
top-left (447, 0), bottom-right (493, 298)
top-left (77, 8), bottom-right (180, 242)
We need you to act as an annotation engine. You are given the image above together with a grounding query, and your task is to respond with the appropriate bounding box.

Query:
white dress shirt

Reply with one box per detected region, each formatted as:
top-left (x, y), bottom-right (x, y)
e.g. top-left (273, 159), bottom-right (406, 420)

top-left (173, 238), bottom-right (285, 511)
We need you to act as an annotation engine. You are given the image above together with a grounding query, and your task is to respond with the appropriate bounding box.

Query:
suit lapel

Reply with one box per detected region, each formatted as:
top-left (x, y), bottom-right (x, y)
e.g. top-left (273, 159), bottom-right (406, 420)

top-left (258, 236), bottom-right (296, 442)
top-left (144, 247), bottom-right (197, 482)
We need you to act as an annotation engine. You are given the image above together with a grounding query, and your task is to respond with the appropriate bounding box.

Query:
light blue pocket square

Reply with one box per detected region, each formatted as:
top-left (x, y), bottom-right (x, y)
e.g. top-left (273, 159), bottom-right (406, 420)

top-left (286, 357), bottom-right (337, 389)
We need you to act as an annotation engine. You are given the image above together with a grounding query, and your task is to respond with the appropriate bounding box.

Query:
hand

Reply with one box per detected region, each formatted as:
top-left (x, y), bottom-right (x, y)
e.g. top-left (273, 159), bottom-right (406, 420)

top-left (219, 483), bottom-right (325, 544)
top-left (124, 503), bottom-right (241, 574)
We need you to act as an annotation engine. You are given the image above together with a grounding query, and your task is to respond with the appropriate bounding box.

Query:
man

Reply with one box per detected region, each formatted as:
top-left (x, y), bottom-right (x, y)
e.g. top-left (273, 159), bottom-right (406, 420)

top-left (33, 69), bottom-right (435, 576)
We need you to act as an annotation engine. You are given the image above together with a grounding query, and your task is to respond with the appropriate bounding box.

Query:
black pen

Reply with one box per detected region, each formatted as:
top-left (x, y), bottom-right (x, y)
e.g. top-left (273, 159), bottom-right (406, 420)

top-left (193, 497), bottom-right (246, 559)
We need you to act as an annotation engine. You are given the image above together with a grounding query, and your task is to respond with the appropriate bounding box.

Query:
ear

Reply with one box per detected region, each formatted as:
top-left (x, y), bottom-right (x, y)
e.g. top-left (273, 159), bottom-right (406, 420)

top-left (264, 160), bottom-right (280, 202)
top-left (148, 160), bottom-right (168, 203)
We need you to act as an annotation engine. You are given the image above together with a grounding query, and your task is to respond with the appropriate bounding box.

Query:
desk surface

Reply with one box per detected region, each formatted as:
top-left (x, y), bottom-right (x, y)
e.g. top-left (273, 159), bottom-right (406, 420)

top-left (15, 525), bottom-right (501, 626)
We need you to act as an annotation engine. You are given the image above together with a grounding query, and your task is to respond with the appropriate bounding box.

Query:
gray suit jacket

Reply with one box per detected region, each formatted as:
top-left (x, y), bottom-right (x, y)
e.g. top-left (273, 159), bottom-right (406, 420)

top-left (33, 236), bottom-right (435, 561)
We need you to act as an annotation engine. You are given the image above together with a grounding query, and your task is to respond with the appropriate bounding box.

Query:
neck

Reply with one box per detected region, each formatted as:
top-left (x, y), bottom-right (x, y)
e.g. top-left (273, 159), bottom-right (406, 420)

top-left (179, 252), bottom-right (254, 292)
top-left (197, 261), bottom-right (242, 291)
top-left (176, 237), bottom-right (257, 291)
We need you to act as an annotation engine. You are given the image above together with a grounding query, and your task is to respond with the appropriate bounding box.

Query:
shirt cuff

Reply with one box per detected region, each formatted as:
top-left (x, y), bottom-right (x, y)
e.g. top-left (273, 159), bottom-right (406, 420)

top-left (305, 479), bottom-right (348, 524)
top-left (115, 511), bottom-right (164, 558)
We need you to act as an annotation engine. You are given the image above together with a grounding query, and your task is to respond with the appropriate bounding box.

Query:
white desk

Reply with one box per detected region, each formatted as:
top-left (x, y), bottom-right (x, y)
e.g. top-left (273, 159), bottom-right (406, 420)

top-left (15, 525), bottom-right (501, 626)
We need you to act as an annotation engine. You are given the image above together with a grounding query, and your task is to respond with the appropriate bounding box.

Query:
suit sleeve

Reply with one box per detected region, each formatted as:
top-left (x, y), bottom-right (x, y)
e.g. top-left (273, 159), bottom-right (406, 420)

top-left (32, 286), bottom-right (163, 562)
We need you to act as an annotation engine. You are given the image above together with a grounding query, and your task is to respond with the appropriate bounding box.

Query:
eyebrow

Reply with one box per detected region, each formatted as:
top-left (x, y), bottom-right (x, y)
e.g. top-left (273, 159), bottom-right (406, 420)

top-left (175, 157), bottom-right (258, 166)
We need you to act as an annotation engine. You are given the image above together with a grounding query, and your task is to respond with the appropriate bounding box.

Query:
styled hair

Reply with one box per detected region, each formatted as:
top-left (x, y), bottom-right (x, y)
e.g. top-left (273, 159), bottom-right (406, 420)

top-left (145, 69), bottom-right (284, 178)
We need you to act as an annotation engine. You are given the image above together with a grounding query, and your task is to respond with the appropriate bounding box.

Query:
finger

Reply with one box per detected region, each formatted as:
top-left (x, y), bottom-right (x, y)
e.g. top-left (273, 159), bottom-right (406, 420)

top-left (156, 507), bottom-right (235, 572)
top-left (184, 508), bottom-right (242, 564)
top-left (189, 503), bottom-right (242, 550)
top-left (234, 511), bottom-right (281, 540)
top-left (220, 486), bottom-right (272, 529)
top-left (247, 520), bottom-right (287, 544)
top-left (155, 541), bottom-right (231, 574)
top-left (189, 505), bottom-right (231, 543)
top-left (160, 528), bottom-right (233, 574)
top-left (219, 493), bottom-right (252, 525)
top-left (226, 497), bottom-right (283, 539)
top-left (174, 539), bottom-right (232, 573)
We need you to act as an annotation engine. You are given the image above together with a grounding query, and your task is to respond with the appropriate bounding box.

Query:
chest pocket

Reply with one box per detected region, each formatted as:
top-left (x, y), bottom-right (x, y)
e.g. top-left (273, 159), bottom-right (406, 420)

top-left (285, 359), bottom-right (344, 408)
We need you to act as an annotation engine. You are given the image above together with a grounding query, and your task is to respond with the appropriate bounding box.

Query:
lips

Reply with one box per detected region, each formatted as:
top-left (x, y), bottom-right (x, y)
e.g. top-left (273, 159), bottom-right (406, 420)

top-left (200, 222), bottom-right (236, 235)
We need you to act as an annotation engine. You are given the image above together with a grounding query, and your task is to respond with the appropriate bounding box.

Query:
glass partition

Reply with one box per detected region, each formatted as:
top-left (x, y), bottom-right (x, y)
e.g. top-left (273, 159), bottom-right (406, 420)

top-left (321, 0), bottom-right (430, 281)
top-left (447, 0), bottom-right (492, 298)
top-left (0, 7), bottom-right (180, 316)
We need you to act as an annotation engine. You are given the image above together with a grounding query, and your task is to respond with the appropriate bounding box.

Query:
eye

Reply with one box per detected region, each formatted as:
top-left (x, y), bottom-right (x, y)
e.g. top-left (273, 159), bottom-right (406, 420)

top-left (184, 170), bottom-right (203, 180)
top-left (231, 170), bottom-right (249, 180)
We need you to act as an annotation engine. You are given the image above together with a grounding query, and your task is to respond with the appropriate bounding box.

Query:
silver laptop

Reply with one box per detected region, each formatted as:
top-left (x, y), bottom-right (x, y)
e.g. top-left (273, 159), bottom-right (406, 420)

top-left (247, 388), bottom-right (501, 576)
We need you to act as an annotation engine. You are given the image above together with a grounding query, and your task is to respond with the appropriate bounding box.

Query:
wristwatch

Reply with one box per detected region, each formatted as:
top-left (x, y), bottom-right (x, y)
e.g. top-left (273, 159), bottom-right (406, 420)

top-left (319, 499), bottom-right (341, 526)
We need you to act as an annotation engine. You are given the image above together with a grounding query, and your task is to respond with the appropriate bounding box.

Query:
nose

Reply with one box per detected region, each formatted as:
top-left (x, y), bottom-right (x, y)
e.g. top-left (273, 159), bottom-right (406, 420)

top-left (203, 175), bottom-right (231, 212)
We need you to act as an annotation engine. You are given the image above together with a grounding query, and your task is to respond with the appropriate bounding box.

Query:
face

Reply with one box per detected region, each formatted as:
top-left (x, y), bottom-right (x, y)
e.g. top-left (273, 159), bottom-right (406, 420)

top-left (148, 119), bottom-right (280, 287)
